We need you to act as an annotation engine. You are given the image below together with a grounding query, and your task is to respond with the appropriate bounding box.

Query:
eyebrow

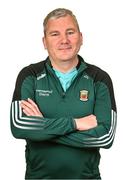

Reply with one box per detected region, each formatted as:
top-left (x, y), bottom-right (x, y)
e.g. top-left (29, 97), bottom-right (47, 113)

top-left (66, 28), bottom-right (76, 31)
top-left (48, 28), bottom-right (76, 34)
top-left (49, 31), bottom-right (59, 35)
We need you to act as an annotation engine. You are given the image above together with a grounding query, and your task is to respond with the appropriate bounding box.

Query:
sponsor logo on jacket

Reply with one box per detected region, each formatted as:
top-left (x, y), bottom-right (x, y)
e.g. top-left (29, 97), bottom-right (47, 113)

top-left (36, 89), bottom-right (53, 96)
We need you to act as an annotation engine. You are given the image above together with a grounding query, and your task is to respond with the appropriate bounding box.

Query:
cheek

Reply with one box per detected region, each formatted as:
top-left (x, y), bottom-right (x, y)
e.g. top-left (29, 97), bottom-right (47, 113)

top-left (46, 39), bottom-right (58, 49)
top-left (72, 35), bottom-right (82, 45)
top-left (73, 39), bottom-right (82, 49)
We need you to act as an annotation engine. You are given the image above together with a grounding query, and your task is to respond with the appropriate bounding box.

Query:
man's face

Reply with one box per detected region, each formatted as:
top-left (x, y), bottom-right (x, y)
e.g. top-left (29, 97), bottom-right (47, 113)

top-left (43, 15), bottom-right (83, 62)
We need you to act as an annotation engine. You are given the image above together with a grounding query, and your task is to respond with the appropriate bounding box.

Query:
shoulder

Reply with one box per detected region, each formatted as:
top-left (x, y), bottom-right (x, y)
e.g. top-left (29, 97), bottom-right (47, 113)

top-left (17, 59), bottom-right (47, 81)
top-left (79, 55), bottom-right (112, 84)
top-left (85, 62), bottom-right (113, 85)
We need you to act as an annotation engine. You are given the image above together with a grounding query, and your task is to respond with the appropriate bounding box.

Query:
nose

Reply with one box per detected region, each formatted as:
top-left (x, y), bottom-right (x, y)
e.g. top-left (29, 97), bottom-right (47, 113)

top-left (60, 34), bottom-right (69, 44)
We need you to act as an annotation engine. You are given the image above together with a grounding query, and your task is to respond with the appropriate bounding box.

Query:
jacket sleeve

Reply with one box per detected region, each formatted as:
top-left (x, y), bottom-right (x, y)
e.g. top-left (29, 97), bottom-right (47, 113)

top-left (10, 66), bottom-right (76, 141)
top-left (51, 73), bottom-right (117, 149)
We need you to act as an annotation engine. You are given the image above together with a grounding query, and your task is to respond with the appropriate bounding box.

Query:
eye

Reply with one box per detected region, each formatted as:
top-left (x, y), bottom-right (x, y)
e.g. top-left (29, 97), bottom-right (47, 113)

top-left (50, 32), bottom-right (59, 36)
top-left (67, 31), bottom-right (75, 35)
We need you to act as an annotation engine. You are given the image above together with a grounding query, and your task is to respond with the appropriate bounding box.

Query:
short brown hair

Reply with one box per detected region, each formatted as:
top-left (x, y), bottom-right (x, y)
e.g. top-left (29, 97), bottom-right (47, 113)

top-left (43, 8), bottom-right (80, 35)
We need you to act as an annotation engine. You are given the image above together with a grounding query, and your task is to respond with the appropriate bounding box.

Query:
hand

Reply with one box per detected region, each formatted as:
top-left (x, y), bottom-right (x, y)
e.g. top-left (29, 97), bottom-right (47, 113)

top-left (75, 115), bottom-right (97, 131)
top-left (20, 98), bottom-right (43, 117)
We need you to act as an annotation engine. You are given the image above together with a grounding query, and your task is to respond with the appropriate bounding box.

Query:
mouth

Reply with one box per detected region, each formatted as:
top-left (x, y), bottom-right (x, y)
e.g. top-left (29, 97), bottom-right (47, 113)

top-left (58, 47), bottom-right (72, 50)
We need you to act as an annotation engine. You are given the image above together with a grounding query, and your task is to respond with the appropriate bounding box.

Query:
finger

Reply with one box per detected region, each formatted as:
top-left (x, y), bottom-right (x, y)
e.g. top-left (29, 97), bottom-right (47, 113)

top-left (21, 100), bottom-right (36, 112)
top-left (27, 98), bottom-right (43, 115)
top-left (21, 100), bottom-right (43, 116)
top-left (28, 98), bottom-right (39, 110)
top-left (21, 104), bottom-right (34, 116)
top-left (21, 100), bottom-right (33, 109)
top-left (21, 100), bottom-right (38, 115)
top-left (23, 109), bottom-right (32, 116)
top-left (22, 104), bottom-right (43, 117)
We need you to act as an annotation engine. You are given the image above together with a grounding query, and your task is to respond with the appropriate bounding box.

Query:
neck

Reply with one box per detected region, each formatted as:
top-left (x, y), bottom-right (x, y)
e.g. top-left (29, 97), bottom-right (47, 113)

top-left (50, 56), bottom-right (79, 73)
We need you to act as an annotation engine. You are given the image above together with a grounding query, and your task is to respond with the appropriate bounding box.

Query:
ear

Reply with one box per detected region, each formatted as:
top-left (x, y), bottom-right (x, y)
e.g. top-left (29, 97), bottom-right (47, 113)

top-left (80, 32), bottom-right (83, 46)
top-left (42, 37), bottom-right (47, 49)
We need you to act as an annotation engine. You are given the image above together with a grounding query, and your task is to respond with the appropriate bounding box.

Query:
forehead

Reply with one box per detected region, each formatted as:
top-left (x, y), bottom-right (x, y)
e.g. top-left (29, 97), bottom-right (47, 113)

top-left (45, 15), bottom-right (78, 32)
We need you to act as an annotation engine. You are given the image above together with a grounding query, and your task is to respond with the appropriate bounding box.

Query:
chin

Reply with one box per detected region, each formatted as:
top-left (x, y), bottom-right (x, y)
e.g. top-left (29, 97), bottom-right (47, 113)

top-left (60, 58), bottom-right (72, 62)
top-left (58, 54), bottom-right (75, 61)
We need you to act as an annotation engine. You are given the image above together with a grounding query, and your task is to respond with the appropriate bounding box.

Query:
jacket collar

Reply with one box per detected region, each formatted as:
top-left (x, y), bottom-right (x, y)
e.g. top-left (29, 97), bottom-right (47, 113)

top-left (45, 54), bottom-right (87, 73)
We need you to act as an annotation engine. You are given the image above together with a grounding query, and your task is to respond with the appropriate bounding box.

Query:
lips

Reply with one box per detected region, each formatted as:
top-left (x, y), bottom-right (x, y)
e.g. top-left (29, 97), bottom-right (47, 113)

top-left (58, 46), bottom-right (72, 50)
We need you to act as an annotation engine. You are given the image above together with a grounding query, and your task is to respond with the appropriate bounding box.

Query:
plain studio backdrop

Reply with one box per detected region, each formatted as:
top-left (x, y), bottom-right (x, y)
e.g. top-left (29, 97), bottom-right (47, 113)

top-left (0, 0), bottom-right (122, 179)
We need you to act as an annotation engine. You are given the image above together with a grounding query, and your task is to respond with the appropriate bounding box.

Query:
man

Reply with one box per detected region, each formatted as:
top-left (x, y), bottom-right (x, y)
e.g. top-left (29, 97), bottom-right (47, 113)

top-left (10, 8), bottom-right (117, 179)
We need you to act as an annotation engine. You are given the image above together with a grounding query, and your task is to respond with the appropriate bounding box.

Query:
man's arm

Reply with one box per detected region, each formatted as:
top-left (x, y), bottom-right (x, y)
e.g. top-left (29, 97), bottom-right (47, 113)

top-left (20, 97), bottom-right (116, 149)
top-left (11, 100), bottom-right (76, 141)
top-left (20, 98), bottom-right (97, 131)
top-left (52, 73), bottom-right (117, 149)
top-left (10, 66), bottom-right (76, 141)
top-left (11, 97), bottom-right (97, 141)
top-left (52, 110), bottom-right (116, 149)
